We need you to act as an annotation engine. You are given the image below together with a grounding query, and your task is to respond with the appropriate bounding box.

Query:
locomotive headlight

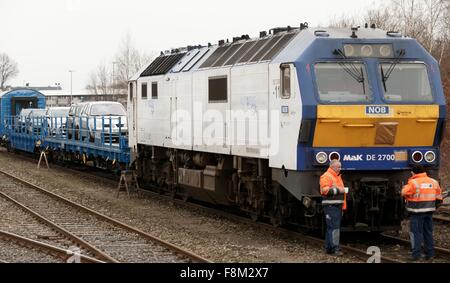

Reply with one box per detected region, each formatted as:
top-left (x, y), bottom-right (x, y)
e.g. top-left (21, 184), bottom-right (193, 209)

top-left (424, 151), bottom-right (436, 163)
top-left (412, 151), bottom-right (423, 163)
top-left (329, 152), bottom-right (341, 162)
top-left (361, 45), bottom-right (373, 57)
top-left (379, 45), bottom-right (392, 57)
top-left (343, 45), bottom-right (355, 57)
top-left (316, 152), bottom-right (328, 164)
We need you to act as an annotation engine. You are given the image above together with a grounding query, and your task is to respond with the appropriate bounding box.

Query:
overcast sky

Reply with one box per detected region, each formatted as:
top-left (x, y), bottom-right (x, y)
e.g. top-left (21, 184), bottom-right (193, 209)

top-left (1, 0), bottom-right (378, 92)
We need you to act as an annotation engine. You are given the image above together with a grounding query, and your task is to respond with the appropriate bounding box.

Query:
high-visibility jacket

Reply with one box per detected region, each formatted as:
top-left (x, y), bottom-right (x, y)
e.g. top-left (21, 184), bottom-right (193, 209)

top-left (402, 173), bottom-right (443, 213)
top-left (320, 168), bottom-right (347, 210)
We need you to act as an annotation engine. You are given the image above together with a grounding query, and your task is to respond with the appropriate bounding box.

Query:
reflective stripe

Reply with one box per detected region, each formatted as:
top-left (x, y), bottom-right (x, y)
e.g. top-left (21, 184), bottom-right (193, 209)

top-left (406, 207), bottom-right (436, 213)
top-left (323, 200), bottom-right (344, 204)
top-left (412, 180), bottom-right (420, 189)
top-left (412, 180), bottom-right (420, 199)
top-left (416, 193), bottom-right (437, 200)
top-left (406, 200), bottom-right (436, 213)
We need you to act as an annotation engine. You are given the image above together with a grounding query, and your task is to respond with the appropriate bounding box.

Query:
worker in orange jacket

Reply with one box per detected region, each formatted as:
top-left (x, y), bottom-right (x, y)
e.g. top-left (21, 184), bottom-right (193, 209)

top-left (320, 159), bottom-right (348, 256)
top-left (402, 164), bottom-right (443, 261)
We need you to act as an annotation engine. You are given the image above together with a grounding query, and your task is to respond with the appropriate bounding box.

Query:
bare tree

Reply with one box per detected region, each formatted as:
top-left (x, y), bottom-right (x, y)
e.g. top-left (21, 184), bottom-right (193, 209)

top-left (114, 33), bottom-right (152, 90)
top-left (86, 70), bottom-right (99, 95)
top-left (86, 62), bottom-right (111, 95)
top-left (0, 53), bottom-right (19, 90)
top-left (328, 14), bottom-right (360, 28)
top-left (97, 63), bottom-right (110, 95)
top-left (329, 0), bottom-right (449, 63)
top-left (87, 32), bottom-right (153, 94)
top-left (364, 6), bottom-right (400, 31)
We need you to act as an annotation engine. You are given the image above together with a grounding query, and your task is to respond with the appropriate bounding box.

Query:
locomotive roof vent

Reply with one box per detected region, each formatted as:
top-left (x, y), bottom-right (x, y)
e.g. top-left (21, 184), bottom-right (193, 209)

top-left (314, 30), bottom-right (330, 37)
top-left (387, 31), bottom-right (402, 37)
top-left (232, 34), bottom-right (250, 42)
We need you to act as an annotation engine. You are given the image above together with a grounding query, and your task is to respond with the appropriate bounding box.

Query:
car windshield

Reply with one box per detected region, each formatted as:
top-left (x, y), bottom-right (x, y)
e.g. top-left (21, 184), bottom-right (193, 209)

top-left (90, 103), bottom-right (126, 116)
top-left (379, 63), bottom-right (433, 102)
top-left (315, 62), bottom-right (372, 103)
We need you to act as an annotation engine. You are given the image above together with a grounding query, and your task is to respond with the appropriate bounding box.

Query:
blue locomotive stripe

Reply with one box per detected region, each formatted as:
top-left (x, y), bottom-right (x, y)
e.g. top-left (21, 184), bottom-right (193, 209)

top-left (297, 147), bottom-right (439, 171)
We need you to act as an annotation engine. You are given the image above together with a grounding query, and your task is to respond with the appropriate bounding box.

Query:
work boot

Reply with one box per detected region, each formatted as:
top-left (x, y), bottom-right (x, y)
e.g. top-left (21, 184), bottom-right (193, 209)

top-left (331, 250), bottom-right (344, 256)
top-left (410, 255), bottom-right (424, 262)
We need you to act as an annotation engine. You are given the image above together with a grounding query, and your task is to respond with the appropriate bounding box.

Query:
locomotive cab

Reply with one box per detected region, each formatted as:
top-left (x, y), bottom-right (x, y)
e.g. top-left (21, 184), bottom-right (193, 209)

top-left (284, 32), bottom-right (446, 231)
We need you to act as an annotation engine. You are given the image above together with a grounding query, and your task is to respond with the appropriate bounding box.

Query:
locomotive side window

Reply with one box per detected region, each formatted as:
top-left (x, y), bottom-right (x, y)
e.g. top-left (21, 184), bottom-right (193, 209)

top-left (208, 76), bottom-right (228, 103)
top-left (141, 83), bottom-right (148, 100)
top-left (281, 64), bottom-right (291, 99)
top-left (315, 62), bottom-right (371, 103)
top-left (379, 62), bottom-right (432, 102)
top-left (152, 82), bottom-right (158, 99)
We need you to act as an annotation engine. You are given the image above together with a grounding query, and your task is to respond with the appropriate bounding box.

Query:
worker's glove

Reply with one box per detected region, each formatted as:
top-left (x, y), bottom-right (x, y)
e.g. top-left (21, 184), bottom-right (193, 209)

top-left (436, 199), bottom-right (443, 209)
top-left (344, 187), bottom-right (349, 194)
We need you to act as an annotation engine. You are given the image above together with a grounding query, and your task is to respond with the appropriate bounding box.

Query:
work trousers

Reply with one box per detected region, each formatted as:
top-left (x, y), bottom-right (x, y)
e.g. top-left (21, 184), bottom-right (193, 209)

top-left (323, 205), bottom-right (342, 253)
top-left (409, 212), bottom-right (435, 259)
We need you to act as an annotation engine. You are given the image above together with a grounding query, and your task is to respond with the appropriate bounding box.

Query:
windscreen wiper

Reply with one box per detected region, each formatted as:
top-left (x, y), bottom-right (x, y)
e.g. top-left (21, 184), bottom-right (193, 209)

top-left (381, 65), bottom-right (387, 92)
top-left (333, 49), bottom-right (365, 84)
top-left (381, 49), bottom-right (406, 91)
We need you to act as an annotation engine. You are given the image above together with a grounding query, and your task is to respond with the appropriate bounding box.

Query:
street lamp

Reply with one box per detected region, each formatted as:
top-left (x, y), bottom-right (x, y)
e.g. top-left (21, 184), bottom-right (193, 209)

top-left (69, 70), bottom-right (75, 105)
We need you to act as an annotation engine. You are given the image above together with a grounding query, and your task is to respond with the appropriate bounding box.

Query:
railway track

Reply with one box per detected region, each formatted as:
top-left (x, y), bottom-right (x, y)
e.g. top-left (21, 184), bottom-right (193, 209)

top-left (0, 169), bottom-right (210, 263)
top-left (139, 189), bottom-right (405, 263)
top-left (0, 194), bottom-right (113, 262)
top-left (3, 151), bottom-right (449, 263)
top-left (434, 207), bottom-right (450, 223)
top-left (0, 230), bottom-right (101, 263)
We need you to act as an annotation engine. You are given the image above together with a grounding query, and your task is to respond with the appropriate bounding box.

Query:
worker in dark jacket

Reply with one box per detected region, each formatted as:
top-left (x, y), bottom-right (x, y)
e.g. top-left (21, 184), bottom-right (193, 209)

top-left (402, 164), bottom-right (443, 261)
top-left (320, 160), bottom-right (348, 256)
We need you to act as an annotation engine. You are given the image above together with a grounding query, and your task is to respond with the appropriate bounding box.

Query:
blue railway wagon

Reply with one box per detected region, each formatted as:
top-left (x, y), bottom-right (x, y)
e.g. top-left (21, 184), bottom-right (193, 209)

top-left (0, 91), bottom-right (130, 168)
top-left (0, 88), bottom-right (46, 135)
